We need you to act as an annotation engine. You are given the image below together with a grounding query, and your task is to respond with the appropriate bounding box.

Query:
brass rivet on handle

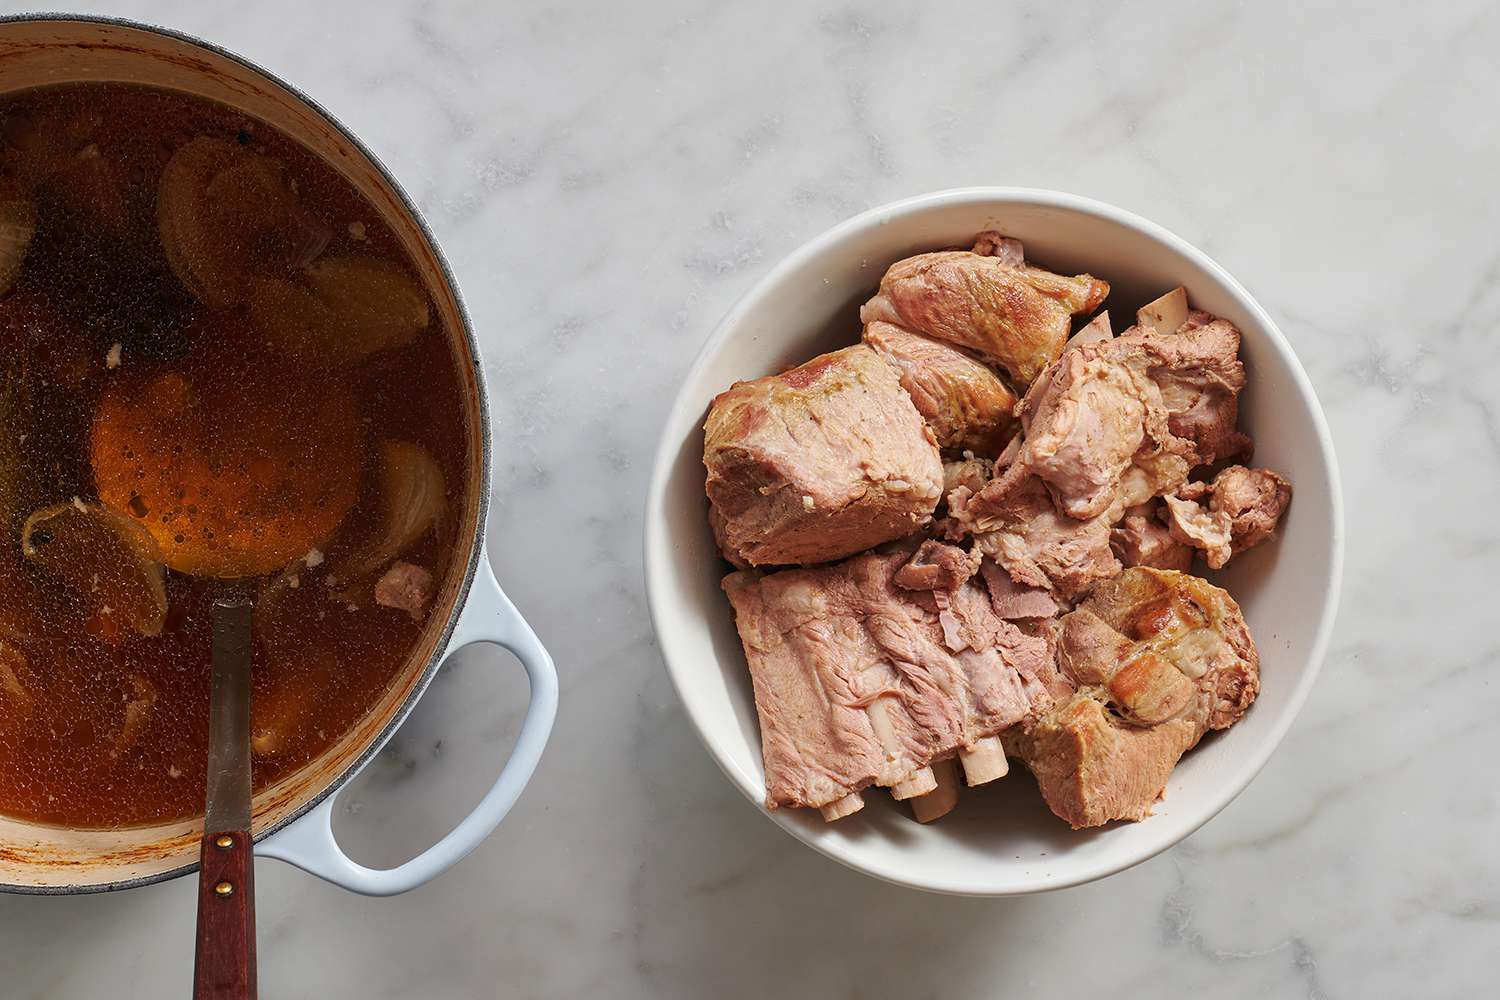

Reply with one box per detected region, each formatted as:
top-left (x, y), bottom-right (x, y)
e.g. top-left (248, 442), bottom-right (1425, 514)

top-left (214, 881), bottom-right (235, 897)
top-left (215, 834), bottom-right (234, 849)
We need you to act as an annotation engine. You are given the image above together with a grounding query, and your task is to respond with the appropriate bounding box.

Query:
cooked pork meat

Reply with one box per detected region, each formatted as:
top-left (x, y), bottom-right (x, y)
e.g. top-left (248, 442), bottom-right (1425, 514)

top-left (1131, 308), bottom-right (1251, 466)
top-left (943, 454), bottom-right (994, 500)
top-left (1206, 465), bottom-right (1292, 556)
top-left (863, 321), bottom-right (1018, 453)
top-left (950, 461), bottom-right (1121, 600)
top-left (893, 539), bottom-right (981, 592)
top-left (1018, 694), bottom-right (1201, 829)
top-left (1161, 493), bottom-right (1233, 568)
top-left (1161, 465), bottom-right (1292, 569)
top-left (1013, 568), bottom-right (1259, 828)
top-left (374, 561), bottom-right (434, 622)
top-left (723, 552), bottom-right (1056, 816)
top-left (704, 345), bottom-right (943, 567)
top-left (1112, 501), bottom-right (1194, 572)
top-left (708, 257), bottom-right (1289, 832)
top-left (859, 239), bottom-right (1109, 387)
top-left (979, 558), bottom-right (1060, 620)
top-left (909, 578), bottom-right (1055, 786)
top-left (1014, 335), bottom-right (1191, 519)
top-left (970, 230), bottom-right (1025, 266)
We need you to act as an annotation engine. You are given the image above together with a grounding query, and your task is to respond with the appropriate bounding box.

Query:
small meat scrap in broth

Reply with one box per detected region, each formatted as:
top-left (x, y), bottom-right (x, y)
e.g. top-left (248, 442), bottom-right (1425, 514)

top-left (0, 83), bottom-right (471, 828)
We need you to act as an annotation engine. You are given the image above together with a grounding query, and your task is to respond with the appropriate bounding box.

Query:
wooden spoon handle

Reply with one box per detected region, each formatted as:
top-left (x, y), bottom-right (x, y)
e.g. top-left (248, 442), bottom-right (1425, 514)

top-left (193, 829), bottom-right (257, 999)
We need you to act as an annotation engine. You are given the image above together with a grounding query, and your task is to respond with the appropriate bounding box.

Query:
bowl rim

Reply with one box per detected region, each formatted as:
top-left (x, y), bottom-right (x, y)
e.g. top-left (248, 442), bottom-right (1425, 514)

top-left (644, 186), bottom-right (1345, 896)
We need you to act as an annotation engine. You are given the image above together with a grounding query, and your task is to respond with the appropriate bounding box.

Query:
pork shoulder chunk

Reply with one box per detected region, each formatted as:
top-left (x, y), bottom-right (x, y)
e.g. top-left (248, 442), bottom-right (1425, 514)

top-left (1130, 310), bottom-right (1251, 467)
top-left (1208, 465), bottom-right (1292, 556)
top-left (704, 345), bottom-right (943, 568)
top-left (943, 454), bottom-right (995, 499)
top-left (1013, 308), bottom-right (1260, 521)
top-left (863, 321), bottom-right (1018, 454)
top-left (1161, 492), bottom-right (1233, 568)
top-left (1112, 501), bottom-right (1194, 572)
top-left (1012, 567), bottom-right (1259, 827)
top-left (979, 558), bottom-right (1061, 620)
top-left (723, 552), bottom-right (1057, 816)
top-left (1161, 465), bottom-right (1292, 569)
top-left (1017, 694), bottom-right (1201, 830)
top-left (893, 539), bottom-right (982, 593)
top-left (1013, 335), bottom-right (1191, 520)
top-left (950, 461), bottom-right (1122, 600)
top-left (859, 239), bottom-right (1109, 387)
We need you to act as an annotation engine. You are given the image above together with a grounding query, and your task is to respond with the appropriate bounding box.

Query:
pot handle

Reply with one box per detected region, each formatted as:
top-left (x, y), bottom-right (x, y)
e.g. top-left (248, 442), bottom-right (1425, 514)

top-left (254, 552), bottom-right (558, 896)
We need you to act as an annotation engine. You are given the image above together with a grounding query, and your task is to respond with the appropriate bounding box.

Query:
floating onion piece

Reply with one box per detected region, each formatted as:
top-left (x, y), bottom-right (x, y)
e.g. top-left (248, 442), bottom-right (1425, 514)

top-left (21, 500), bottom-right (167, 636)
top-left (0, 108), bottom-right (103, 184)
top-left (0, 640), bottom-right (34, 713)
top-left (0, 174), bottom-right (36, 298)
top-left (111, 674), bottom-right (158, 759)
top-left (50, 143), bottom-right (131, 236)
top-left (158, 136), bottom-right (328, 307)
top-left (248, 255), bottom-right (430, 365)
top-left (337, 440), bottom-right (446, 586)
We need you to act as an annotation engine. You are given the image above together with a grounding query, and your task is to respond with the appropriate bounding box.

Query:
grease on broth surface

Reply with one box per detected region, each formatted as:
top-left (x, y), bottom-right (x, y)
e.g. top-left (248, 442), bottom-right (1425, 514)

top-left (0, 83), bottom-right (470, 828)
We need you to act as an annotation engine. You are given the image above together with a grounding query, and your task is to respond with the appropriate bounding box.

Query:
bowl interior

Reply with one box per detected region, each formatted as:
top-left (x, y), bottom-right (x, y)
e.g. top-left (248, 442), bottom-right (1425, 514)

top-left (647, 190), bottom-right (1341, 895)
top-left (0, 18), bottom-right (487, 892)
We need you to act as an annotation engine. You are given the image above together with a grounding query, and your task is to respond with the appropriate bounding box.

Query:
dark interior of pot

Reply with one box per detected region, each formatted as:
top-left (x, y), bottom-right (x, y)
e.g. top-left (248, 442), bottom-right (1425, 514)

top-left (0, 18), bottom-right (486, 891)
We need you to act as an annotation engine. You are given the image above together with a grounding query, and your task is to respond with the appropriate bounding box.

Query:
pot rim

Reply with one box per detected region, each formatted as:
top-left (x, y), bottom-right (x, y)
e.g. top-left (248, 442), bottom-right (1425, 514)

top-left (0, 12), bottom-right (493, 894)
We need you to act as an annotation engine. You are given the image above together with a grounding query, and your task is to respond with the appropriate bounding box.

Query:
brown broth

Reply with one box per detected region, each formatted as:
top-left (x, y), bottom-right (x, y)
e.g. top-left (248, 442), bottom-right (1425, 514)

top-left (0, 83), bottom-right (471, 828)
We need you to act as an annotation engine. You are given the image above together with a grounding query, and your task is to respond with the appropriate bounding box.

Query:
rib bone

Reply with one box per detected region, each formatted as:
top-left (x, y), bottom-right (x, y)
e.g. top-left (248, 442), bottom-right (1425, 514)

top-left (819, 792), bottom-right (865, 822)
top-left (1137, 286), bottom-right (1188, 335)
top-left (910, 758), bottom-right (960, 824)
top-left (888, 766), bottom-right (937, 800)
top-left (959, 735), bottom-right (1010, 786)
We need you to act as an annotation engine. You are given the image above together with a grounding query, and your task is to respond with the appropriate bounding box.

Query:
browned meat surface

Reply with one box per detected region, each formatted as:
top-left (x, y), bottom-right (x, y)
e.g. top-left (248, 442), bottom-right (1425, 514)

top-left (979, 558), bottom-right (1060, 620)
top-left (1012, 568), bottom-right (1259, 828)
top-left (1019, 694), bottom-right (1201, 829)
top-left (1162, 465), bottom-right (1292, 569)
top-left (723, 552), bottom-right (1056, 814)
top-left (1112, 501), bottom-right (1193, 571)
top-left (859, 241), bottom-right (1109, 387)
top-left (893, 539), bottom-right (981, 592)
top-left (863, 321), bottom-right (1018, 453)
top-left (704, 345), bottom-right (943, 568)
top-left (950, 461), bottom-right (1121, 600)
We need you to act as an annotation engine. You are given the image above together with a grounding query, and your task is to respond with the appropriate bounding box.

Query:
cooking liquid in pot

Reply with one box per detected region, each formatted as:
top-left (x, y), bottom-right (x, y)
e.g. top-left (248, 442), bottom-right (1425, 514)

top-left (0, 84), bottom-right (471, 827)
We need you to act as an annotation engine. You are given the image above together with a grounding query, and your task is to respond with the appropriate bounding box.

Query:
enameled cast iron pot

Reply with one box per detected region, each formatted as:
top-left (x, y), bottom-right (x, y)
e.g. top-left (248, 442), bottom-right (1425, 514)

top-left (0, 15), bottom-right (559, 895)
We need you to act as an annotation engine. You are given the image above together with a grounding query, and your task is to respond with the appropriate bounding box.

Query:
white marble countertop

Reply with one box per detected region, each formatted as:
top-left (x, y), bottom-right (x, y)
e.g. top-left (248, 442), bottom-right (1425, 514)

top-left (1, 1), bottom-right (1494, 996)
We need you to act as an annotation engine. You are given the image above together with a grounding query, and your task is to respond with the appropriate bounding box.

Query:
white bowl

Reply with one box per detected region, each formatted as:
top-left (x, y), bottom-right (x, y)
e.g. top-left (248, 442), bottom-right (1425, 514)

top-left (645, 188), bottom-right (1343, 896)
